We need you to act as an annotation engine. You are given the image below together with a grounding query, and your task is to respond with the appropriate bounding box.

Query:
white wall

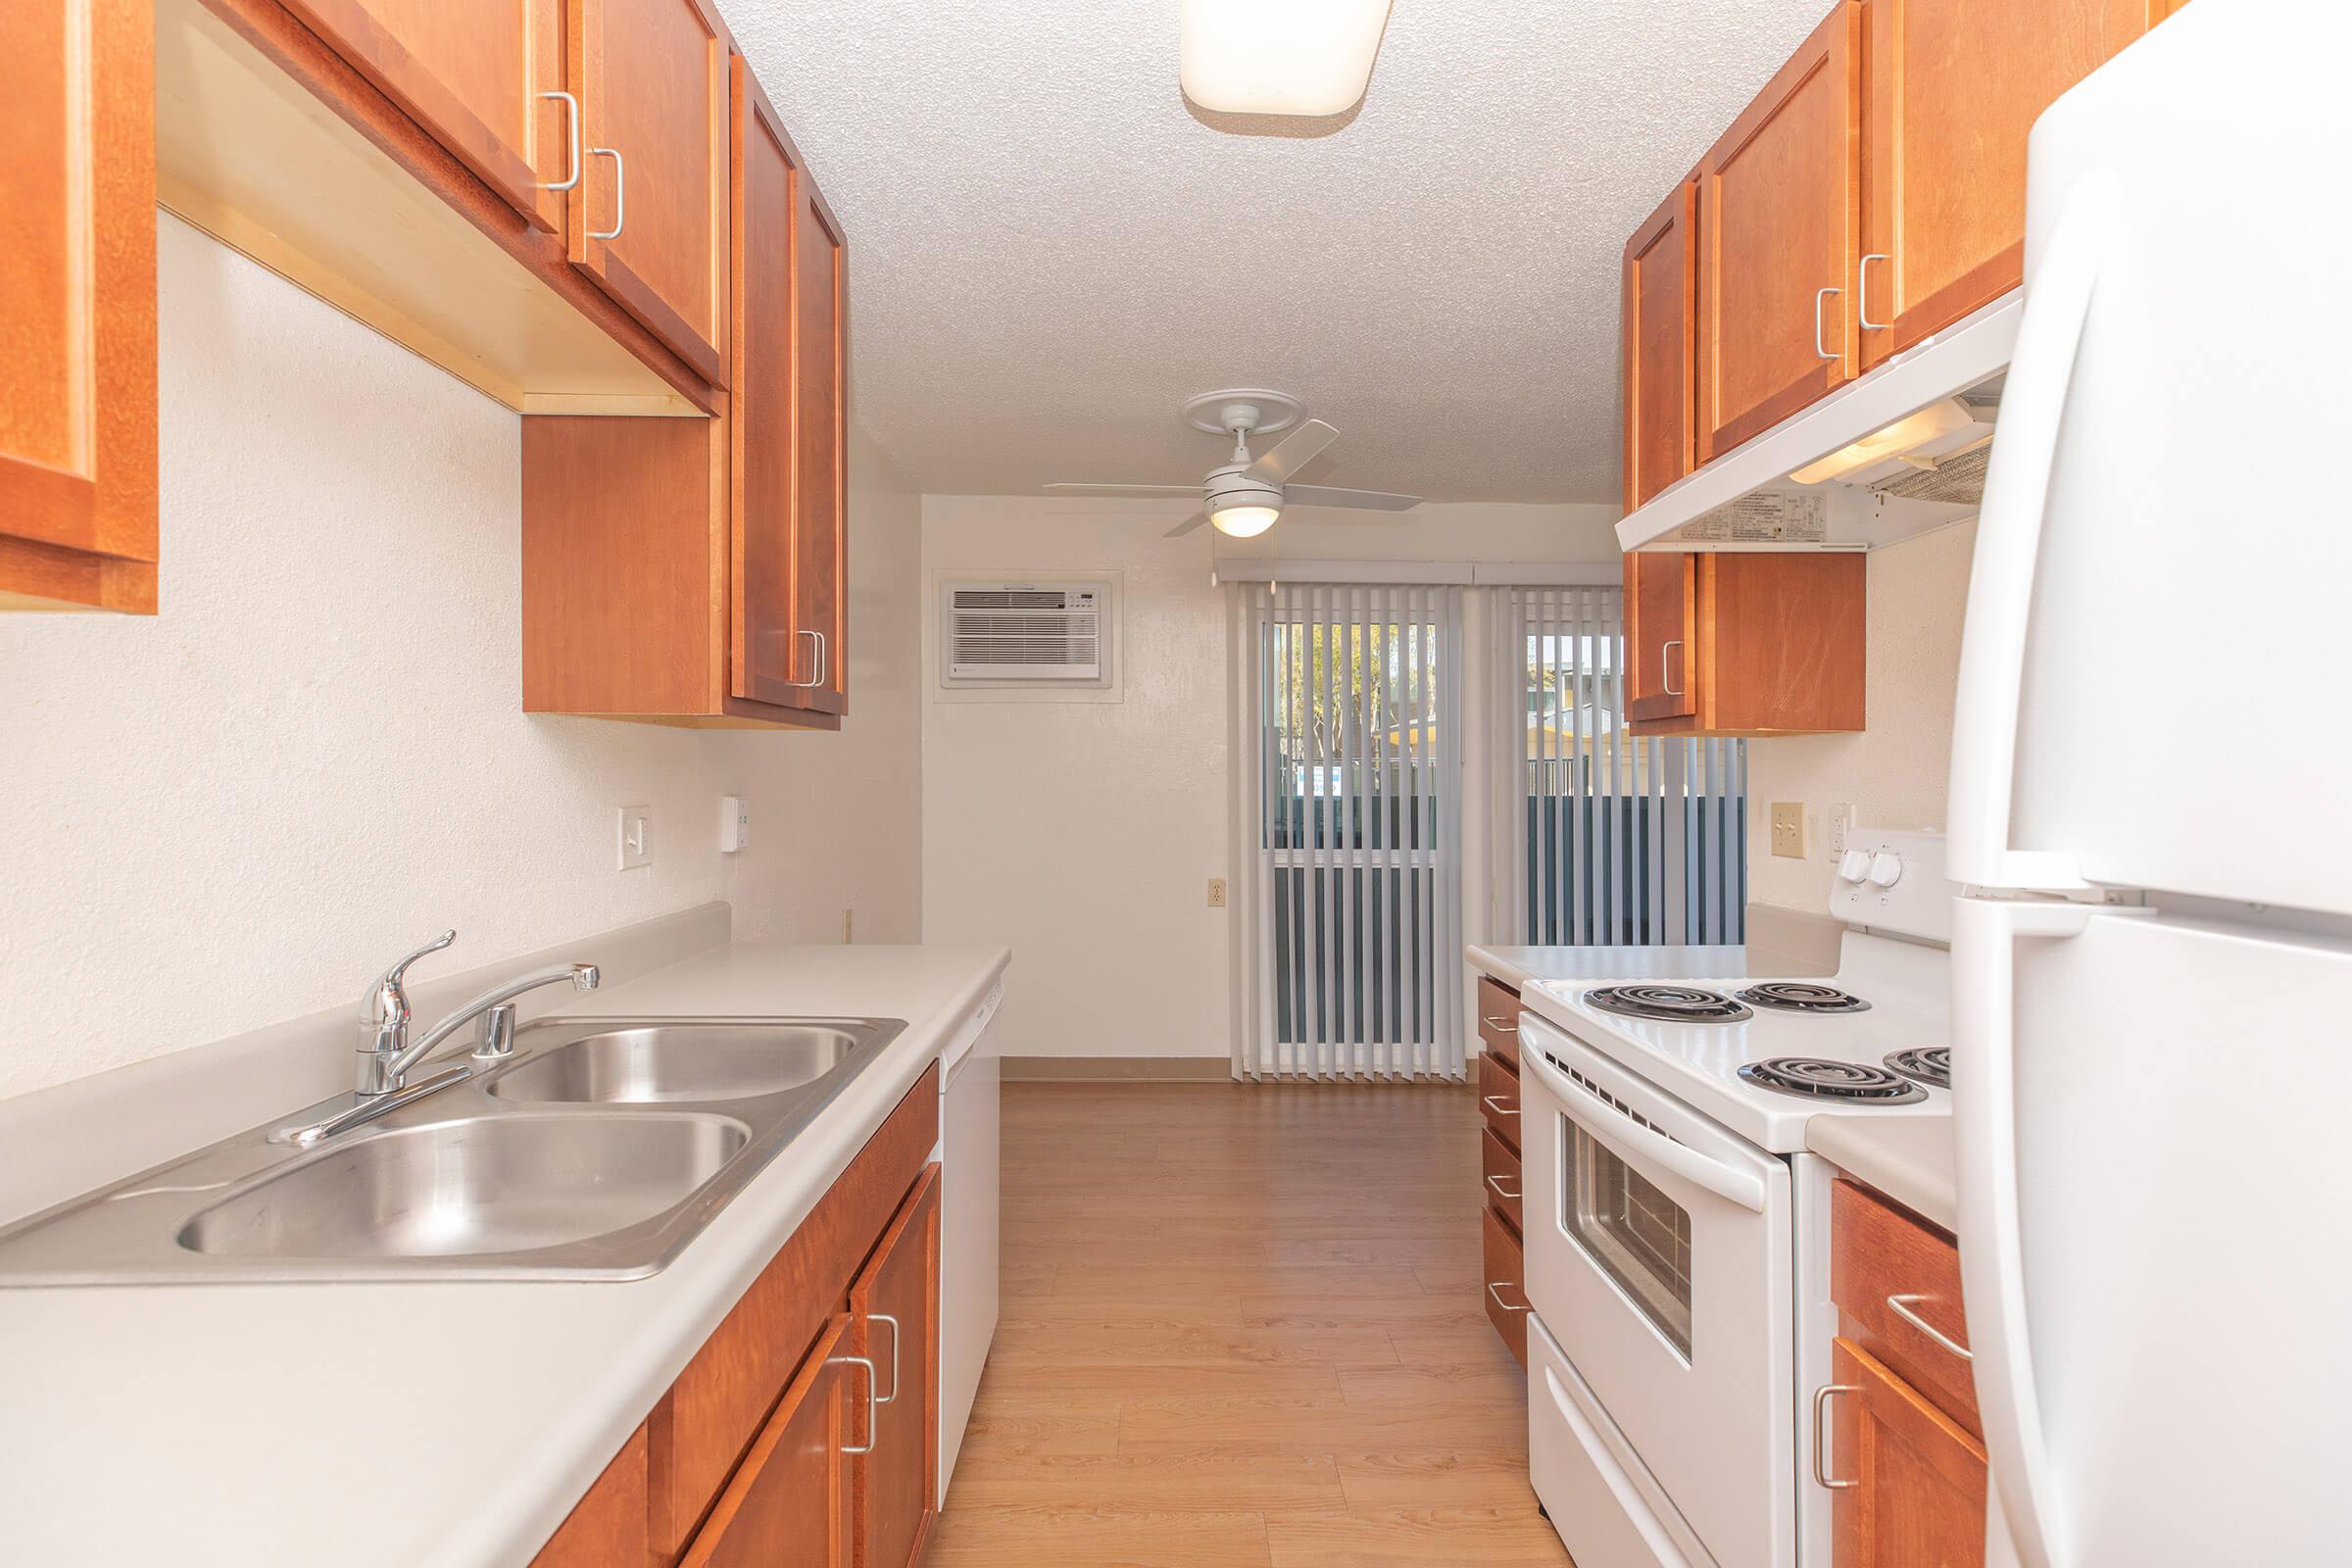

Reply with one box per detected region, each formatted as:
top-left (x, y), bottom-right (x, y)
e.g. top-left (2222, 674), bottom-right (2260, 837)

top-left (1742, 520), bottom-right (1978, 912)
top-left (919, 495), bottom-right (1623, 1060)
top-left (0, 217), bottom-right (921, 1102)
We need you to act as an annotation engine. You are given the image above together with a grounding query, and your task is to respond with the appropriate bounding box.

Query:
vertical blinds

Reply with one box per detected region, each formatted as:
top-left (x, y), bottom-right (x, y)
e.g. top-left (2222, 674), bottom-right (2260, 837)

top-left (1487, 585), bottom-right (1745, 948)
top-left (1230, 582), bottom-right (1466, 1080)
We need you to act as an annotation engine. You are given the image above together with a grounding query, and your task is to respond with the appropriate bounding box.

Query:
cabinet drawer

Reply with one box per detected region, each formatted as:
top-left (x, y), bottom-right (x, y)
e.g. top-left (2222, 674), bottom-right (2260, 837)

top-left (1482, 1204), bottom-right (1530, 1369)
top-left (1831, 1178), bottom-right (1978, 1437)
top-left (1481, 1125), bottom-right (1524, 1233)
top-left (1478, 1053), bottom-right (1522, 1154)
top-left (1476, 975), bottom-right (1522, 1070)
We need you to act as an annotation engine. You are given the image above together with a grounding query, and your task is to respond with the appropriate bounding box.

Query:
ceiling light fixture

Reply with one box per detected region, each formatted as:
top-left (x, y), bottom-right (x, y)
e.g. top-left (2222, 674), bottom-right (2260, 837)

top-left (1210, 504), bottom-right (1280, 538)
top-left (1179, 0), bottom-right (1396, 117)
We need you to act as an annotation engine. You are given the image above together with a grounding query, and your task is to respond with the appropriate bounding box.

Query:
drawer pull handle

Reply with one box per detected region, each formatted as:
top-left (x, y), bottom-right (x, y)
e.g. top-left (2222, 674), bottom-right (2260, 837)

top-left (1483, 1014), bottom-right (1514, 1030)
top-left (1487, 1281), bottom-right (1530, 1313)
top-left (870, 1310), bottom-right (902, 1402)
top-left (1486, 1174), bottom-right (1521, 1201)
top-left (832, 1353), bottom-right (878, 1454)
top-left (1886, 1293), bottom-right (1974, 1361)
top-left (1812, 1382), bottom-right (1859, 1489)
top-left (1482, 1096), bottom-right (1519, 1117)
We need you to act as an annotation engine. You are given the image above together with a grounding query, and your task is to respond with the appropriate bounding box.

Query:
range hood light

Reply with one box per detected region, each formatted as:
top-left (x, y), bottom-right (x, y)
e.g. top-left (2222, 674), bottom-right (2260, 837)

top-left (1788, 398), bottom-right (1979, 486)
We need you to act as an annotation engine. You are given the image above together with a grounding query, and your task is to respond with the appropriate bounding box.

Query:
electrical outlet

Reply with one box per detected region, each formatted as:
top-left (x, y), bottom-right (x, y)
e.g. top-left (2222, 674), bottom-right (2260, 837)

top-left (718, 795), bottom-right (750, 854)
top-left (1207, 878), bottom-right (1228, 907)
top-left (1828, 803), bottom-right (1852, 857)
top-left (616, 806), bottom-right (651, 870)
top-left (1770, 802), bottom-right (1807, 859)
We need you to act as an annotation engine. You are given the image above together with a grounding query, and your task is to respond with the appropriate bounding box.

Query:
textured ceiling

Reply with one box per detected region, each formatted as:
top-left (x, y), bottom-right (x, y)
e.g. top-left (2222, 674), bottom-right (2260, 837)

top-left (728, 1), bottom-right (1836, 505)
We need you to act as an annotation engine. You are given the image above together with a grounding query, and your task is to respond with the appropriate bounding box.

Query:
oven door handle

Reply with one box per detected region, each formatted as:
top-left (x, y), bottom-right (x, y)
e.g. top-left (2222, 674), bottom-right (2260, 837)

top-left (1523, 1045), bottom-right (1768, 1214)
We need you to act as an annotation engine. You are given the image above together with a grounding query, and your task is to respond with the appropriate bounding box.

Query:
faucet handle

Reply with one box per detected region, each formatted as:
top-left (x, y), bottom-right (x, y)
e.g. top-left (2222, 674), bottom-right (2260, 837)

top-left (362, 929), bottom-right (457, 1035)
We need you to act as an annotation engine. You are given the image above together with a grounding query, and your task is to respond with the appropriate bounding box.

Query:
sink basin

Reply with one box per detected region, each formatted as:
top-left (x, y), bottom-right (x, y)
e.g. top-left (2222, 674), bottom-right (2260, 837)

top-left (0, 1012), bottom-right (906, 1284)
top-left (485, 1021), bottom-right (872, 1105)
top-left (177, 1113), bottom-right (748, 1260)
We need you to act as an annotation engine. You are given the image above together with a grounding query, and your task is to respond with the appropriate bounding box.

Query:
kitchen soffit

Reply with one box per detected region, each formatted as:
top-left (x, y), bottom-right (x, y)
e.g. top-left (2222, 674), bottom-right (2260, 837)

top-left (725, 0), bottom-right (1836, 504)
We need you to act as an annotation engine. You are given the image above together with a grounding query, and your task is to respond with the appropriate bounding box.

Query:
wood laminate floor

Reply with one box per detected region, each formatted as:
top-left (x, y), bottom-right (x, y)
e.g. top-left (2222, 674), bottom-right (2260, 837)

top-left (923, 1081), bottom-right (1571, 1568)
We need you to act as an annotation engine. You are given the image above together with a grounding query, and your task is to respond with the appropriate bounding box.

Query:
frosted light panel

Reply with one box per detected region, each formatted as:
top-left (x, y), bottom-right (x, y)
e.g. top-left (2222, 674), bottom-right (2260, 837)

top-left (1180, 0), bottom-right (1396, 116)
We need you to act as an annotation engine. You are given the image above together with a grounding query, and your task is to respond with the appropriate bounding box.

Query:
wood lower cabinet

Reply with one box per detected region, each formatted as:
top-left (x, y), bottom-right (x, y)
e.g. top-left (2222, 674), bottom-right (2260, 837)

top-left (730, 58), bottom-right (848, 716)
top-left (569, 0), bottom-right (733, 385)
top-left (849, 1167), bottom-right (941, 1568)
top-left (278, 0), bottom-right (570, 233)
top-left (1858, 0), bottom-right (2149, 367)
top-left (1624, 550), bottom-right (1865, 737)
top-left (1482, 1202), bottom-right (1530, 1370)
top-left (1828, 1339), bottom-right (1986, 1568)
top-left (1622, 178), bottom-right (1699, 513)
top-left (1821, 1179), bottom-right (1985, 1568)
top-left (1, 0), bottom-right (156, 613)
top-left (1697, 2), bottom-right (1861, 462)
top-left (682, 1315), bottom-right (857, 1568)
top-left (532, 1067), bottom-right (940, 1568)
top-left (1475, 973), bottom-right (1529, 1370)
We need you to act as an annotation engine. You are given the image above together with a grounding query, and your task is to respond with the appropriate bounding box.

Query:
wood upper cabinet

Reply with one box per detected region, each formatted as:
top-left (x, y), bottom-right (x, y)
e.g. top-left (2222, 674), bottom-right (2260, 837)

top-left (1622, 178), bottom-right (1698, 513)
top-left (1, 0), bottom-right (156, 613)
top-left (679, 1315), bottom-right (858, 1568)
top-left (278, 0), bottom-right (571, 233)
top-left (850, 1165), bottom-right (940, 1568)
top-left (1624, 551), bottom-right (1697, 723)
top-left (1858, 0), bottom-right (2149, 368)
top-left (1698, 2), bottom-right (1861, 462)
top-left (569, 0), bottom-right (732, 385)
top-left (1828, 1338), bottom-right (1987, 1568)
top-left (1624, 551), bottom-right (1865, 737)
top-left (730, 57), bottom-right (848, 716)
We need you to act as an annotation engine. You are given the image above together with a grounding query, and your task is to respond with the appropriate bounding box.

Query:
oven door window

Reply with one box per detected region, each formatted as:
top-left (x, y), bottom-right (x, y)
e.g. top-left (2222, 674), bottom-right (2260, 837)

top-left (1563, 1121), bottom-right (1694, 1358)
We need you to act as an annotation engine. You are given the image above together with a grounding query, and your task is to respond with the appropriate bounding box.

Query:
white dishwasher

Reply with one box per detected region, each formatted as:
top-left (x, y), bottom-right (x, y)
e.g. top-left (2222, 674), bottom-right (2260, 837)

top-left (935, 979), bottom-right (1002, 1506)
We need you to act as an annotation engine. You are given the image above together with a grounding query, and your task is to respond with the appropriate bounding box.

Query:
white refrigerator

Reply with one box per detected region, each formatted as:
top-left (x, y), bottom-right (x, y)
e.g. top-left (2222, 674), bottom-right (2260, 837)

top-left (1947, 3), bottom-right (2352, 1565)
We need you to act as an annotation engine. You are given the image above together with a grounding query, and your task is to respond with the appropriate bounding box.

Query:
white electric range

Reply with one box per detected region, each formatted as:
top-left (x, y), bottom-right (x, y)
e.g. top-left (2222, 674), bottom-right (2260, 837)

top-left (1513, 829), bottom-right (1953, 1568)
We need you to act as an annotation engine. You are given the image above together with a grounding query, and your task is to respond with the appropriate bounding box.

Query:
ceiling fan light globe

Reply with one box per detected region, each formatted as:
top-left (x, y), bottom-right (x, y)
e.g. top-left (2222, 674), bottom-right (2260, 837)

top-left (1210, 505), bottom-right (1280, 538)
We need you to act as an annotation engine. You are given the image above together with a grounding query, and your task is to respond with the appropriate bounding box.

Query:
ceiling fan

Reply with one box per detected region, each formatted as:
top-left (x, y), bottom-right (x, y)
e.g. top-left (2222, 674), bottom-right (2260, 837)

top-left (1045, 389), bottom-right (1422, 538)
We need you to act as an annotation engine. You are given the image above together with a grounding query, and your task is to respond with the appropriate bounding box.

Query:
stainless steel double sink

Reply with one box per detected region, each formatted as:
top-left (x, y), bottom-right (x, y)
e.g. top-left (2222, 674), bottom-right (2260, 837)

top-left (0, 1016), bottom-right (905, 1285)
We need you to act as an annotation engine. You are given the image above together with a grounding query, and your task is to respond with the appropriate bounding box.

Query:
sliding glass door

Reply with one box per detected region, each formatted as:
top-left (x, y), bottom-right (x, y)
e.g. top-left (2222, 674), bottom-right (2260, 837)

top-left (1232, 583), bottom-right (1463, 1080)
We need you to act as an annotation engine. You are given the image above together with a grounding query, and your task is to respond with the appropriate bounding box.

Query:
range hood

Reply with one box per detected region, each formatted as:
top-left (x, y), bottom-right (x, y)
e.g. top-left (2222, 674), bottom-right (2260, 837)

top-left (1618, 292), bottom-right (2021, 554)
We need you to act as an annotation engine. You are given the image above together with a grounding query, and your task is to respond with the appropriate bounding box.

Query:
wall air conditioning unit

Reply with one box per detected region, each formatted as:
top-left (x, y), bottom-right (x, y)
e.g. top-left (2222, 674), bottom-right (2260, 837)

top-left (940, 579), bottom-right (1111, 686)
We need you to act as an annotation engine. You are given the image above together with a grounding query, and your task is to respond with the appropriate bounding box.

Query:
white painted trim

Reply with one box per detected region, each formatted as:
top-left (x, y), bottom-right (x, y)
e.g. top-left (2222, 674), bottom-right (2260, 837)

top-left (1471, 562), bottom-right (1623, 585)
top-left (1212, 560), bottom-right (1622, 587)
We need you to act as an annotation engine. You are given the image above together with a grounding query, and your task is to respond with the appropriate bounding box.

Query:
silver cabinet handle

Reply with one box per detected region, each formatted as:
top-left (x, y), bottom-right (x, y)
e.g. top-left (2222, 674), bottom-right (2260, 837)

top-left (790, 627), bottom-right (827, 688)
top-left (1485, 1174), bottom-right (1520, 1201)
top-left (1886, 1294), bottom-right (1973, 1362)
top-left (1482, 1096), bottom-right (1519, 1117)
top-left (1660, 638), bottom-right (1683, 697)
top-left (1858, 253), bottom-right (1890, 331)
top-left (1486, 1281), bottom-right (1530, 1313)
top-left (1814, 285), bottom-right (1842, 361)
top-left (1482, 1014), bottom-right (1513, 1030)
top-left (832, 1353), bottom-right (878, 1454)
top-left (1812, 1383), bottom-right (1860, 1489)
top-left (870, 1311), bottom-right (902, 1403)
top-left (537, 91), bottom-right (580, 191)
top-left (588, 146), bottom-right (624, 240)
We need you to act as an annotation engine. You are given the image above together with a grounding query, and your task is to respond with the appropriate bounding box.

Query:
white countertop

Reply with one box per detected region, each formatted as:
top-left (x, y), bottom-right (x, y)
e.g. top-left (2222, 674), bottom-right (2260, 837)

top-left (1805, 1113), bottom-right (1958, 1232)
top-left (0, 942), bottom-right (1007, 1568)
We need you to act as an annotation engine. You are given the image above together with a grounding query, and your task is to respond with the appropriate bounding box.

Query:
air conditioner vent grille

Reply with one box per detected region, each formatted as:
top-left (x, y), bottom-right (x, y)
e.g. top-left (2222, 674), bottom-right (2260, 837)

top-left (941, 578), bottom-right (1111, 686)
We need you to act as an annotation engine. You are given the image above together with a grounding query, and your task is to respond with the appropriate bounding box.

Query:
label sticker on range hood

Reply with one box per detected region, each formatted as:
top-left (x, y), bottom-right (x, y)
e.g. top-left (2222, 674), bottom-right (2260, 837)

top-left (1673, 492), bottom-right (1829, 544)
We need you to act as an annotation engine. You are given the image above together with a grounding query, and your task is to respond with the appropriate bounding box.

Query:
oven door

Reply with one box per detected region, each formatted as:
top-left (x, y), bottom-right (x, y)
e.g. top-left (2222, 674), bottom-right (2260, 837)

top-left (1519, 1013), bottom-right (1795, 1568)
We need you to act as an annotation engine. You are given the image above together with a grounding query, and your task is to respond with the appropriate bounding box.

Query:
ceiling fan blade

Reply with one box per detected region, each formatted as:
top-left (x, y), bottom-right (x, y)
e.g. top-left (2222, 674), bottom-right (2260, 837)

top-left (1283, 484), bottom-right (1423, 512)
top-left (1043, 483), bottom-right (1202, 498)
top-left (1164, 512), bottom-right (1210, 538)
top-left (1245, 418), bottom-right (1339, 484)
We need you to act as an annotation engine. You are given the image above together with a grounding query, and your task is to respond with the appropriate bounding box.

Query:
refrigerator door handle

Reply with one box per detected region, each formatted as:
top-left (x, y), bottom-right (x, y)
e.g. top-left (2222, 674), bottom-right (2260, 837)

top-left (1953, 897), bottom-right (2144, 1568)
top-left (1945, 174), bottom-right (2113, 892)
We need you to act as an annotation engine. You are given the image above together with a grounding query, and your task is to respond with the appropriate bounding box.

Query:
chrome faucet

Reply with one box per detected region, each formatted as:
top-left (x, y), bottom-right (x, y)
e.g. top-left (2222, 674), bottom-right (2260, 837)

top-left (357, 930), bottom-right (600, 1095)
top-left (277, 931), bottom-right (601, 1146)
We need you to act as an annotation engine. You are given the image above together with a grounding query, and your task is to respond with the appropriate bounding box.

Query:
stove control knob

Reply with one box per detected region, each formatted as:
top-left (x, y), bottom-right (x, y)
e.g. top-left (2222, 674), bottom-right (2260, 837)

top-left (1867, 850), bottom-right (1905, 888)
top-left (1838, 849), bottom-right (1873, 883)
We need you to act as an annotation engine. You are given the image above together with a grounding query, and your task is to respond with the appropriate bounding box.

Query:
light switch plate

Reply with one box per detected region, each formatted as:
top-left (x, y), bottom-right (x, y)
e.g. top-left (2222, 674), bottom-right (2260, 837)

top-left (616, 806), bottom-right (652, 870)
top-left (1770, 802), bottom-right (1807, 859)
